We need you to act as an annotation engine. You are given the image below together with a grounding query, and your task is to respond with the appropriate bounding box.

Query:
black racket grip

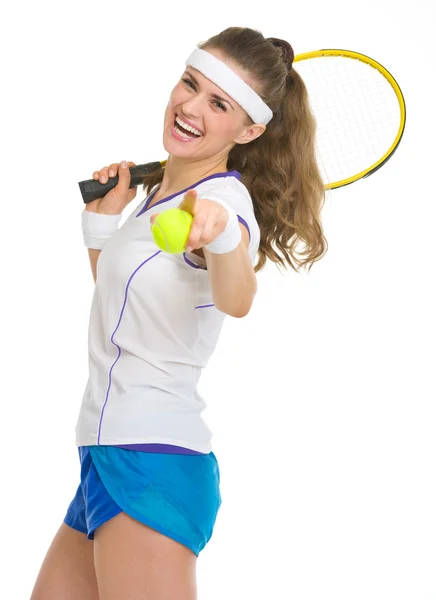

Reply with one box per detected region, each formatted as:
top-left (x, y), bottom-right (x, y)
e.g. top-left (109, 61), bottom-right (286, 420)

top-left (78, 161), bottom-right (164, 204)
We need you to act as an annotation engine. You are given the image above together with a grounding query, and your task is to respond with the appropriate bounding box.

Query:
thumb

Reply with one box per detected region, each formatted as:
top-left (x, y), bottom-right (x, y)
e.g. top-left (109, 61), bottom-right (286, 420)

top-left (179, 188), bottom-right (197, 215)
top-left (117, 160), bottom-right (131, 191)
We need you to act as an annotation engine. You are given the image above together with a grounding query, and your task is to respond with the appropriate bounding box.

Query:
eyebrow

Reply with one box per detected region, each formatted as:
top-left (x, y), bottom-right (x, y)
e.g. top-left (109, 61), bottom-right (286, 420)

top-left (184, 70), bottom-right (235, 110)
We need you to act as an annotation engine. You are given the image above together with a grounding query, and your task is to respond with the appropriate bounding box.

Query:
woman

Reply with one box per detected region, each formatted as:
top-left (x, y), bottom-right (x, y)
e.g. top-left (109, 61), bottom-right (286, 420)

top-left (31, 26), bottom-right (327, 600)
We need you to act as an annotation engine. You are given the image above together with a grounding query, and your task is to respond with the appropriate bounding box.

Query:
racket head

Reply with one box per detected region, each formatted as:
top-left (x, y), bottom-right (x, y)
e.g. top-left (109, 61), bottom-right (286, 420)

top-left (293, 49), bottom-right (406, 189)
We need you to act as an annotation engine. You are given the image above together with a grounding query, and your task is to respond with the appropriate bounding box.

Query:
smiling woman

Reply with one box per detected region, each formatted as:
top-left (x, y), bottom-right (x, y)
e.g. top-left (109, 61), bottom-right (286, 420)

top-left (143, 32), bottom-right (327, 275)
top-left (32, 25), bottom-right (328, 600)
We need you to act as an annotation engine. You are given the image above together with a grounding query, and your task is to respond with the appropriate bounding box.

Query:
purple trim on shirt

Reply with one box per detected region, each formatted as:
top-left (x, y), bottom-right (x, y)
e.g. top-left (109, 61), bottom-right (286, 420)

top-left (237, 215), bottom-right (251, 242)
top-left (195, 303), bottom-right (215, 309)
top-left (135, 170), bottom-right (242, 218)
top-left (183, 253), bottom-right (207, 270)
top-left (97, 250), bottom-right (162, 445)
top-left (112, 443), bottom-right (207, 455)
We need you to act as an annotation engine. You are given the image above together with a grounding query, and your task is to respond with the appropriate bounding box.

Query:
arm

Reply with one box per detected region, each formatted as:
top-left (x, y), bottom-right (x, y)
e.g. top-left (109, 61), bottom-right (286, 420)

top-left (87, 248), bottom-right (101, 284)
top-left (83, 205), bottom-right (121, 284)
top-left (203, 223), bottom-right (257, 318)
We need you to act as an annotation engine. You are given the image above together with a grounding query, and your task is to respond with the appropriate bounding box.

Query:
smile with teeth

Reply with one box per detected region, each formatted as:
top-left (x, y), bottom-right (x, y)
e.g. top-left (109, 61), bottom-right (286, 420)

top-left (174, 114), bottom-right (203, 139)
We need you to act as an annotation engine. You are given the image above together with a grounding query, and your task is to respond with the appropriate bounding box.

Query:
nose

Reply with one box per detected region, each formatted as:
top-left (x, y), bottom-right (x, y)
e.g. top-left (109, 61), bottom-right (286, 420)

top-left (180, 93), bottom-right (205, 118)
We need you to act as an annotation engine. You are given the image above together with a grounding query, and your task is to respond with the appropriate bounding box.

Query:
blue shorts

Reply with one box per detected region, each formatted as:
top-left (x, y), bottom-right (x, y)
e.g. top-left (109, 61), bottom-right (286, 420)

top-left (63, 445), bottom-right (222, 557)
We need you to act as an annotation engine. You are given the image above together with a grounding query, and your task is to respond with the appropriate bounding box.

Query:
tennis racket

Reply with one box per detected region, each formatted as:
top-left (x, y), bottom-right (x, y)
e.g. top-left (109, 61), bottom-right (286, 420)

top-left (78, 48), bottom-right (406, 203)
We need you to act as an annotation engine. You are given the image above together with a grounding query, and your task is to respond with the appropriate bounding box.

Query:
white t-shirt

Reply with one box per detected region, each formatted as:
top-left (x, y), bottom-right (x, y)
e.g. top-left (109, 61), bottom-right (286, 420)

top-left (75, 170), bottom-right (260, 454)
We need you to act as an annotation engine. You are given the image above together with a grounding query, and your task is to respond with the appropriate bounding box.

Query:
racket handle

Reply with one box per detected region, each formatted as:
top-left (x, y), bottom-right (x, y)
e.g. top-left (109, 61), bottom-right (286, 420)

top-left (78, 161), bottom-right (164, 204)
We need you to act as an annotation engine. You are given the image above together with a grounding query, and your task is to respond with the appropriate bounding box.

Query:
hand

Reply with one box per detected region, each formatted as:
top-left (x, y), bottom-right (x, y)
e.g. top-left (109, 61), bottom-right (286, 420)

top-left (149, 189), bottom-right (229, 252)
top-left (85, 160), bottom-right (137, 215)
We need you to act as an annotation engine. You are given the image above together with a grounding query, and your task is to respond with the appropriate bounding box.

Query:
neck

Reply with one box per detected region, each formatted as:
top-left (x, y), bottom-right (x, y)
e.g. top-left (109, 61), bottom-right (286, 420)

top-left (159, 154), bottom-right (229, 194)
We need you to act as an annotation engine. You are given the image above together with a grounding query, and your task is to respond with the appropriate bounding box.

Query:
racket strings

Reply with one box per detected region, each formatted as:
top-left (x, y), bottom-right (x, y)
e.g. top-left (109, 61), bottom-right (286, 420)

top-left (293, 56), bottom-right (402, 187)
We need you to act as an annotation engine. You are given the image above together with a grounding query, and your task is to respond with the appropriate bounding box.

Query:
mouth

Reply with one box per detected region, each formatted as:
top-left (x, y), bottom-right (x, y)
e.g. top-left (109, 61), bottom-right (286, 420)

top-left (173, 113), bottom-right (203, 139)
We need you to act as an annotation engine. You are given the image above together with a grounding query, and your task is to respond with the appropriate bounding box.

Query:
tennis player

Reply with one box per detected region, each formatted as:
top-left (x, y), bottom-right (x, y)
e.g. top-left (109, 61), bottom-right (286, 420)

top-left (31, 26), bottom-right (327, 600)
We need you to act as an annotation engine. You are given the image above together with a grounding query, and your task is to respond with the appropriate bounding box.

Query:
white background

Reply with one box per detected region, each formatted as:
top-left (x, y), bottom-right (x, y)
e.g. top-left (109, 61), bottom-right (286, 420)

top-left (2, 1), bottom-right (435, 598)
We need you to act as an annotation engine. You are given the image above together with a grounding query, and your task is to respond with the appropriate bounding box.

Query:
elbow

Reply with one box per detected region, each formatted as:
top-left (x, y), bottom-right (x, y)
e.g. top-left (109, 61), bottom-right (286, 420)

top-left (217, 296), bottom-right (255, 319)
top-left (232, 308), bottom-right (251, 319)
top-left (213, 272), bottom-right (257, 318)
top-left (233, 300), bottom-right (254, 318)
top-left (217, 305), bottom-right (251, 318)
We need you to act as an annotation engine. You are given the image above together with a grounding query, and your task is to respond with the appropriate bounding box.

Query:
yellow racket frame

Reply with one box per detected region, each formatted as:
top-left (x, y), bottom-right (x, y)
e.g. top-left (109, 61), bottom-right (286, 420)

top-left (293, 49), bottom-right (406, 189)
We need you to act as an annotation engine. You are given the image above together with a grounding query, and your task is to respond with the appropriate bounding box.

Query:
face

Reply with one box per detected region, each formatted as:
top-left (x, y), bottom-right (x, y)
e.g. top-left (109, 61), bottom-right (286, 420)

top-left (162, 48), bottom-right (266, 163)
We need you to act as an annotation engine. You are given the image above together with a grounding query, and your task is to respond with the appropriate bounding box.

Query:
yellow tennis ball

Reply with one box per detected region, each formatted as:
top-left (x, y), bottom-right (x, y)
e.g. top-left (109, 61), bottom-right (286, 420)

top-left (151, 208), bottom-right (194, 254)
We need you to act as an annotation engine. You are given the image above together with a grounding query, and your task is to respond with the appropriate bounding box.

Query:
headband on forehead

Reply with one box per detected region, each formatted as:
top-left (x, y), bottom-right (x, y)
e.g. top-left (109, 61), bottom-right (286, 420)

top-left (185, 48), bottom-right (273, 125)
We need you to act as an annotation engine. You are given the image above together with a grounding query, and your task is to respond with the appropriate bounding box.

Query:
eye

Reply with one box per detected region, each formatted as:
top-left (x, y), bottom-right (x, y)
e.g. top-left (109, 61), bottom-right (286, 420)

top-left (182, 78), bottom-right (195, 89)
top-left (182, 78), bottom-right (227, 112)
top-left (213, 100), bottom-right (226, 112)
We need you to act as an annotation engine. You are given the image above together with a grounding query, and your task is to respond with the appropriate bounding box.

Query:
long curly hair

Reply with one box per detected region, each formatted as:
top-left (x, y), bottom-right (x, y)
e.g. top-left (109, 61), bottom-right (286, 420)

top-left (141, 26), bottom-right (328, 274)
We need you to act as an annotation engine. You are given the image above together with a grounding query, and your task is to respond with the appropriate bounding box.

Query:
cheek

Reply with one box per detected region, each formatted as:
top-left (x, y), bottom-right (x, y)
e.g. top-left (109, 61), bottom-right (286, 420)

top-left (165, 87), bottom-right (180, 111)
top-left (169, 83), bottom-right (187, 105)
top-left (163, 102), bottom-right (171, 118)
top-left (213, 121), bottom-right (237, 139)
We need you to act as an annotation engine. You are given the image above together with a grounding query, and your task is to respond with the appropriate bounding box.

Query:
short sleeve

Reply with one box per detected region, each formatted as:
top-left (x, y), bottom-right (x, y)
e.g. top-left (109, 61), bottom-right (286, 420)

top-left (196, 178), bottom-right (260, 266)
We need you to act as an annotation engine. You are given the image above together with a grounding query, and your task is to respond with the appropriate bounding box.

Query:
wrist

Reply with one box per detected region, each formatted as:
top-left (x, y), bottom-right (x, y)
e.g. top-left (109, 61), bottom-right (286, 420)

top-left (82, 208), bottom-right (122, 249)
top-left (204, 201), bottom-right (241, 254)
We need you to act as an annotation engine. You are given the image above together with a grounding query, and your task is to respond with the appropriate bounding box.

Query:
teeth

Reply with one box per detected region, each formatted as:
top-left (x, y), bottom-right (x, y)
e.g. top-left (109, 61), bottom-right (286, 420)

top-left (175, 115), bottom-right (202, 137)
top-left (175, 125), bottom-right (194, 139)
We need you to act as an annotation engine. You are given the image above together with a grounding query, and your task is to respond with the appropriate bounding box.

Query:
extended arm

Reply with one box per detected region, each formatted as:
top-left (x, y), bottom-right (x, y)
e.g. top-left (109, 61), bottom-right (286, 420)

top-left (203, 224), bottom-right (257, 318)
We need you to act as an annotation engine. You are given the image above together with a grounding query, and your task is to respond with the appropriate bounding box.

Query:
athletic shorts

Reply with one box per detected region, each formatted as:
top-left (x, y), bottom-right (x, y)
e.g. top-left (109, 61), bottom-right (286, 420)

top-left (63, 445), bottom-right (222, 557)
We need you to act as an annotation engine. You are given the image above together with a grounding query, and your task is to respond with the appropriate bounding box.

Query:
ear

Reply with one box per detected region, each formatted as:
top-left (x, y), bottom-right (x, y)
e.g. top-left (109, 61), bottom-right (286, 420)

top-left (234, 123), bottom-right (267, 145)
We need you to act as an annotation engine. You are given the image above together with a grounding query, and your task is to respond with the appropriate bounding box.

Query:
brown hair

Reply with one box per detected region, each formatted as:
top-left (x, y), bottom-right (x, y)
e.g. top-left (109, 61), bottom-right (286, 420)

top-left (141, 26), bottom-right (328, 274)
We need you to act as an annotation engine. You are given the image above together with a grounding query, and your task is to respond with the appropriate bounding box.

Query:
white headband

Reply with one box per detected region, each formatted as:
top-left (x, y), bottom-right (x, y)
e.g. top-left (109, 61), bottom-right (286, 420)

top-left (185, 48), bottom-right (273, 125)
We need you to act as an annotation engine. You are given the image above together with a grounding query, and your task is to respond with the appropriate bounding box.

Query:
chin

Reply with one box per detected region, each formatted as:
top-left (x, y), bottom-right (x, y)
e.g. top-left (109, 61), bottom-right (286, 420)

top-left (162, 133), bottom-right (185, 156)
top-left (162, 128), bottom-right (199, 157)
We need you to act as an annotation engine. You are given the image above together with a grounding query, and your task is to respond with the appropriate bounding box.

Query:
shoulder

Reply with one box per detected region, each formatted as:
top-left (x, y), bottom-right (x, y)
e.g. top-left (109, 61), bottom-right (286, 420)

top-left (196, 175), bottom-right (256, 224)
top-left (196, 173), bottom-right (251, 202)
